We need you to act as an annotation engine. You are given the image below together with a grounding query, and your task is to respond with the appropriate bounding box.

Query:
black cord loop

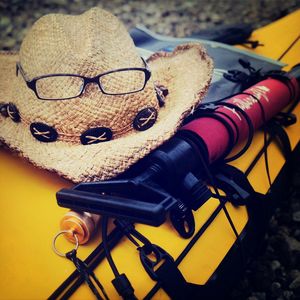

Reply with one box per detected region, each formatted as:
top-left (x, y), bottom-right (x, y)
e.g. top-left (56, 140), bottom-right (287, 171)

top-left (65, 249), bottom-right (109, 300)
top-left (102, 217), bottom-right (138, 300)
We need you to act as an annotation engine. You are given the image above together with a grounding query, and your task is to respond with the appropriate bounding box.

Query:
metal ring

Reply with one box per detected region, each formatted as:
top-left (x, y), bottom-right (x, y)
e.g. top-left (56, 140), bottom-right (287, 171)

top-left (52, 230), bottom-right (79, 257)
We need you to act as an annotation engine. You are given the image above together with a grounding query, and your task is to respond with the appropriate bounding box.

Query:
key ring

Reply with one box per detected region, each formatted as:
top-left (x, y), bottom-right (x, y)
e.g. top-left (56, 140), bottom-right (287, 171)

top-left (52, 230), bottom-right (79, 257)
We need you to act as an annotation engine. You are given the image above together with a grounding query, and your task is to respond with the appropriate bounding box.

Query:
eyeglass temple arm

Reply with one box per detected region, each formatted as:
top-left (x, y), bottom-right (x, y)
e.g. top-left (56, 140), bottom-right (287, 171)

top-left (141, 57), bottom-right (152, 82)
top-left (141, 57), bottom-right (150, 70)
top-left (16, 62), bottom-right (30, 82)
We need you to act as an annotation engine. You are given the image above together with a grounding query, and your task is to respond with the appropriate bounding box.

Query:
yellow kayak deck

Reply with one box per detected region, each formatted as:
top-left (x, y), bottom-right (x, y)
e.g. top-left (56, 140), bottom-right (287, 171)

top-left (0, 9), bottom-right (299, 300)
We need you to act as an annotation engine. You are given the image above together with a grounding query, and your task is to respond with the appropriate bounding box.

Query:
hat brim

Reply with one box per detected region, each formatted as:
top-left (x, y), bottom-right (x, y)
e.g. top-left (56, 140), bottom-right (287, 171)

top-left (0, 44), bottom-right (213, 182)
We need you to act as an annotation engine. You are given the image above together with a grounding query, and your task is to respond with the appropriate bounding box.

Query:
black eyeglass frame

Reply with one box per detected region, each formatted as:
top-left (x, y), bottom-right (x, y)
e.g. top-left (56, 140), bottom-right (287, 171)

top-left (16, 58), bottom-right (151, 100)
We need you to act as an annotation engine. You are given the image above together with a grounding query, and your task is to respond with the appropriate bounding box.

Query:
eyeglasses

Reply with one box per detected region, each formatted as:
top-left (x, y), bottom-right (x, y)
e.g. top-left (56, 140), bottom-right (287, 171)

top-left (16, 58), bottom-right (151, 100)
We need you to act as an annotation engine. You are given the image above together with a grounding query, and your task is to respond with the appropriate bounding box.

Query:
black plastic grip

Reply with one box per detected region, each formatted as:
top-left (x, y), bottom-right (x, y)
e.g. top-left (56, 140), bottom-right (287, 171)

top-left (57, 185), bottom-right (176, 227)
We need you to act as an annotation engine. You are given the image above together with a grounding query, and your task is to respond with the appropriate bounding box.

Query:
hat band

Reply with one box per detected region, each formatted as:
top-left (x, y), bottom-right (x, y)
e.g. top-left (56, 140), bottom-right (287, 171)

top-left (0, 102), bottom-right (159, 145)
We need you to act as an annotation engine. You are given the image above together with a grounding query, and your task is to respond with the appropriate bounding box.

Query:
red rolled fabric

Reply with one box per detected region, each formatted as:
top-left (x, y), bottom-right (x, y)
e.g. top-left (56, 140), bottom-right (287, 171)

top-left (181, 77), bottom-right (299, 163)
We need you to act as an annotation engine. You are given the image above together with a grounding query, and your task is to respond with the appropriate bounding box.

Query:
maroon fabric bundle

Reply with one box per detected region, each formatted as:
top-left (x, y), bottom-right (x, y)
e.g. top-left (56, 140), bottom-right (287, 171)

top-left (182, 77), bottom-right (299, 163)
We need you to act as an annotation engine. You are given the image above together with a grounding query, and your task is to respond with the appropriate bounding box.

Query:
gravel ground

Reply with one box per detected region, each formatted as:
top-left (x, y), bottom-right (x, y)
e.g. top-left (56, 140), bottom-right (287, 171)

top-left (1, 1), bottom-right (300, 299)
top-left (1, 0), bottom-right (300, 50)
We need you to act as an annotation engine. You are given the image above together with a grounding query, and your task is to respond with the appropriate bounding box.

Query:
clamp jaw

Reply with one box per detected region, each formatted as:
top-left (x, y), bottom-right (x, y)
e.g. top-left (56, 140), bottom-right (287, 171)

top-left (57, 178), bottom-right (177, 227)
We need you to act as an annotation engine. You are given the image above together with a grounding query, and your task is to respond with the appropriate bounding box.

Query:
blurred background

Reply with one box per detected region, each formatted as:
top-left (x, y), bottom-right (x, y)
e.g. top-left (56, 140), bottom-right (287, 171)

top-left (1, 1), bottom-right (300, 300)
top-left (0, 0), bottom-right (299, 50)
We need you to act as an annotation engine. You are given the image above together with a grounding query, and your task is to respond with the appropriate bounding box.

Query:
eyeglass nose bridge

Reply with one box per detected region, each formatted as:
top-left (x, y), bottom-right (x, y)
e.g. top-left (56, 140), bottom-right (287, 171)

top-left (82, 76), bottom-right (105, 94)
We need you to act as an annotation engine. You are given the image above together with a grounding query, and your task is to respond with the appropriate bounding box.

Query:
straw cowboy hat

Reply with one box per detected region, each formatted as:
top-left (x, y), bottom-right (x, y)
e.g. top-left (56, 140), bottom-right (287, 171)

top-left (0, 7), bottom-right (213, 183)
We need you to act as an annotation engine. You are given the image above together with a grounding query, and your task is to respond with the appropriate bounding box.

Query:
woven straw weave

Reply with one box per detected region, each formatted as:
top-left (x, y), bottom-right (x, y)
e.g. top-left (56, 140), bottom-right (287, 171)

top-left (16, 8), bottom-right (158, 142)
top-left (0, 8), bottom-right (213, 182)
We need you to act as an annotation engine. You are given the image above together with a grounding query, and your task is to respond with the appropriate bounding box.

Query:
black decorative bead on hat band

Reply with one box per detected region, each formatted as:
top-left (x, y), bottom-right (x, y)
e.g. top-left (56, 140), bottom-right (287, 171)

top-left (0, 103), bottom-right (9, 117)
top-left (133, 107), bottom-right (158, 131)
top-left (7, 103), bottom-right (20, 122)
top-left (80, 127), bottom-right (113, 145)
top-left (0, 102), bottom-right (21, 122)
top-left (155, 84), bottom-right (168, 107)
top-left (30, 122), bottom-right (58, 142)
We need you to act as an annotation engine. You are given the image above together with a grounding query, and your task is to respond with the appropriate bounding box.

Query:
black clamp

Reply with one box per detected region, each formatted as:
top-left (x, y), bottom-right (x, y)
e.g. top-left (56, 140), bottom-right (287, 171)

top-left (214, 173), bottom-right (250, 206)
top-left (212, 164), bottom-right (254, 206)
top-left (57, 129), bottom-right (212, 237)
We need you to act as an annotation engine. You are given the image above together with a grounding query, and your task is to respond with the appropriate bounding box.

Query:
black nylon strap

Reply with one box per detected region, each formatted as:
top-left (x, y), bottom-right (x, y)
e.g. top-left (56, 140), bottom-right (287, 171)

top-left (266, 119), bottom-right (292, 159)
top-left (154, 258), bottom-right (190, 300)
top-left (245, 118), bottom-right (292, 177)
top-left (144, 254), bottom-right (208, 300)
top-left (214, 164), bottom-right (271, 225)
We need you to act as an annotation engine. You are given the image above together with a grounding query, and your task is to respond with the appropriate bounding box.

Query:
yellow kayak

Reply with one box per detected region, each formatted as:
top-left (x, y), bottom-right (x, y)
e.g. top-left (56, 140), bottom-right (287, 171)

top-left (0, 9), bottom-right (299, 300)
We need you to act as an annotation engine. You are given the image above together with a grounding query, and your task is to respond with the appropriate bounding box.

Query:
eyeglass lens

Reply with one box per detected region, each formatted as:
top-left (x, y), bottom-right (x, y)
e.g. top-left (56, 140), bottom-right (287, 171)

top-left (36, 76), bottom-right (84, 100)
top-left (35, 70), bottom-right (146, 99)
top-left (99, 70), bottom-right (146, 94)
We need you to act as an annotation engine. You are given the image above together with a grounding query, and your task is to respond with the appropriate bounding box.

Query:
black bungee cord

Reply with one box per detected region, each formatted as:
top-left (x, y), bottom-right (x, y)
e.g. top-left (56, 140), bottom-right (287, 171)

top-left (188, 87), bottom-right (272, 268)
top-left (244, 80), bottom-right (299, 177)
top-left (215, 100), bottom-right (255, 163)
top-left (241, 92), bottom-right (272, 189)
top-left (64, 249), bottom-right (108, 300)
top-left (102, 216), bottom-right (137, 300)
top-left (102, 217), bottom-right (120, 278)
top-left (213, 110), bottom-right (240, 146)
top-left (196, 136), bottom-right (247, 269)
top-left (278, 34), bottom-right (300, 61)
top-left (183, 92), bottom-right (257, 269)
top-left (49, 227), bottom-right (124, 299)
